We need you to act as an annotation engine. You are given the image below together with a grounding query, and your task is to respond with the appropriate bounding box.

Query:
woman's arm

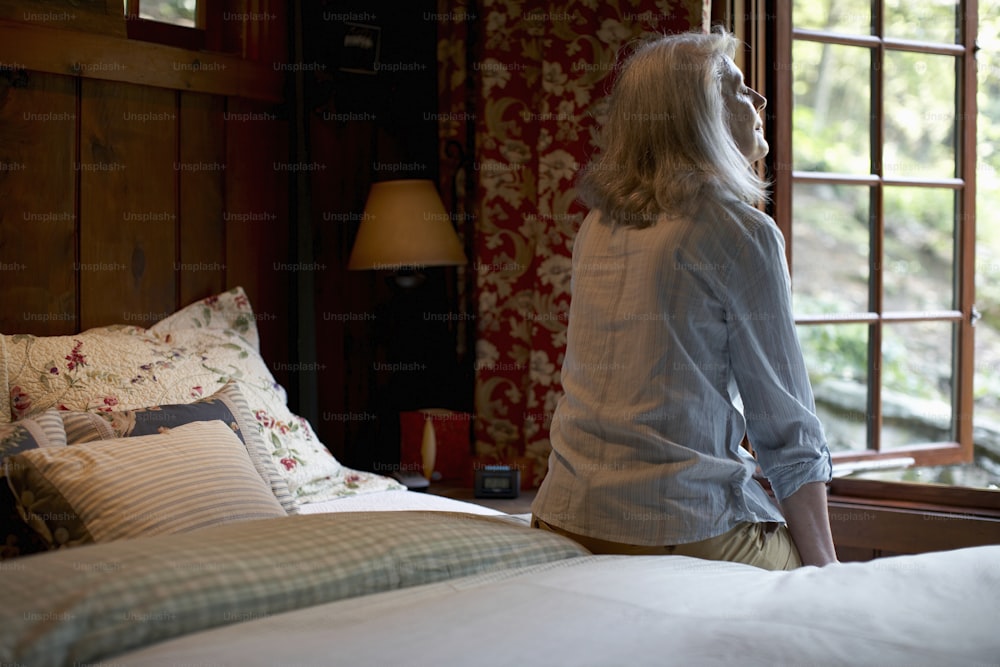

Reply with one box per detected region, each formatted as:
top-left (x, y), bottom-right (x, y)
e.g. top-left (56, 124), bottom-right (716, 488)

top-left (725, 212), bottom-right (832, 502)
top-left (721, 211), bottom-right (837, 566)
top-left (779, 481), bottom-right (838, 566)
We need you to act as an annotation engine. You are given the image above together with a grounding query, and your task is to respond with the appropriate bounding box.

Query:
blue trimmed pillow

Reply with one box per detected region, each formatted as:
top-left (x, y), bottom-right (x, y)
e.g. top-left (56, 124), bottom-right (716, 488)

top-left (60, 381), bottom-right (299, 515)
top-left (1, 410), bottom-right (66, 559)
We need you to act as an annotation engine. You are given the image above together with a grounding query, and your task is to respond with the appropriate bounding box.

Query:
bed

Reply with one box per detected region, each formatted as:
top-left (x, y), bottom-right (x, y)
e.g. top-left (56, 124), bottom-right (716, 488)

top-left (2, 288), bottom-right (998, 666)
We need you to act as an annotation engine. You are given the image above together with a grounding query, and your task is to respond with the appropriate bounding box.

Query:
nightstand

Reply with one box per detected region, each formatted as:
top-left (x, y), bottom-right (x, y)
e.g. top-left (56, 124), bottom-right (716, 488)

top-left (425, 481), bottom-right (537, 514)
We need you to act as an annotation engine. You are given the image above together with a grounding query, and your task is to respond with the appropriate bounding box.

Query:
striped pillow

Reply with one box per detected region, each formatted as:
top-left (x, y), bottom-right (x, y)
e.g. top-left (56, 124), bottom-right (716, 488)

top-left (0, 410), bottom-right (67, 463)
top-left (60, 381), bottom-right (299, 515)
top-left (5, 420), bottom-right (286, 548)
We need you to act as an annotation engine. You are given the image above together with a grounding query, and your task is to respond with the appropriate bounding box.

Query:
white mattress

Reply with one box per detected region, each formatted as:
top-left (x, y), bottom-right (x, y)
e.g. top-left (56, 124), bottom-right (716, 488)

top-left (297, 488), bottom-right (505, 516)
top-left (113, 545), bottom-right (1000, 666)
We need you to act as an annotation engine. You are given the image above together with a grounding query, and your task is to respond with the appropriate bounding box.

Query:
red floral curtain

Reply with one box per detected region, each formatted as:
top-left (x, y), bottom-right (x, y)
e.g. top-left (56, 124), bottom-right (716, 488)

top-left (438, 0), bottom-right (709, 487)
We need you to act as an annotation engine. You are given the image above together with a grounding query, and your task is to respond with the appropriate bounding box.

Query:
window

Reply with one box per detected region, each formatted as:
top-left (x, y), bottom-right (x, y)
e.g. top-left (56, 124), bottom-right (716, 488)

top-left (123, 0), bottom-right (206, 50)
top-left (749, 1), bottom-right (998, 489)
top-left (125, 0), bottom-right (200, 28)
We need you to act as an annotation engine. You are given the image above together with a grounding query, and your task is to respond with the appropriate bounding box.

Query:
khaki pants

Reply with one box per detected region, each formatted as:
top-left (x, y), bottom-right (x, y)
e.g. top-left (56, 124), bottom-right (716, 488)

top-left (531, 516), bottom-right (802, 571)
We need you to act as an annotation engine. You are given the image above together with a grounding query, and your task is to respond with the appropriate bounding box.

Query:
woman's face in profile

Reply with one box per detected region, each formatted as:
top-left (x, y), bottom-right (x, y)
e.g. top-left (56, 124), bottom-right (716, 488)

top-left (720, 56), bottom-right (768, 162)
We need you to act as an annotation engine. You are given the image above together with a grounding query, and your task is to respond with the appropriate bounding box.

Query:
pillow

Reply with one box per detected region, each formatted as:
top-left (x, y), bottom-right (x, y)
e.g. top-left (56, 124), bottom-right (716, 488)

top-left (1, 287), bottom-right (404, 502)
top-left (6, 420), bottom-right (286, 548)
top-left (0, 410), bottom-right (66, 559)
top-left (0, 409), bottom-right (66, 460)
top-left (60, 381), bottom-right (300, 515)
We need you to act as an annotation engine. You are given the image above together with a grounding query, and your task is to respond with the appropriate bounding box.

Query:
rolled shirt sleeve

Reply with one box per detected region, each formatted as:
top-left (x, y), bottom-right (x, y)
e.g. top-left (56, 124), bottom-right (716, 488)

top-left (725, 212), bottom-right (832, 502)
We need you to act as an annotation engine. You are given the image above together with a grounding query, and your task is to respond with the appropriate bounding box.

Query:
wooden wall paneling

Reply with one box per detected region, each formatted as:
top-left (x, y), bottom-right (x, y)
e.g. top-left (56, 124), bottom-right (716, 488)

top-left (224, 97), bottom-right (291, 389)
top-left (79, 79), bottom-right (176, 329)
top-left (286, 0), bottom-right (318, 431)
top-left (257, 0), bottom-right (288, 66)
top-left (0, 0), bottom-right (126, 37)
top-left (214, 0), bottom-right (286, 60)
top-left (309, 112), bottom-right (378, 465)
top-left (0, 71), bottom-right (77, 335)
top-left (178, 91), bottom-right (226, 306)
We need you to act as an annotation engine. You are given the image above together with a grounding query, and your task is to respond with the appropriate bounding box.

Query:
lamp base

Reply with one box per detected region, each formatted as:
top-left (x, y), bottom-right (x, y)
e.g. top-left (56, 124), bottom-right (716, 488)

top-left (388, 268), bottom-right (426, 289)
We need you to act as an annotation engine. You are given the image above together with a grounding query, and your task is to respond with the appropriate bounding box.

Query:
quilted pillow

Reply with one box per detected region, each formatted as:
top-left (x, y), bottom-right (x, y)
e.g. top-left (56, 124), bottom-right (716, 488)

top-left (60, 381), bottom-right (299, 515)
top-left (1, 287), bottom-right (403, 503)
top-left (0, 410), bottom-right (67, 559)
top-left (6, 420), bottom-right (287, 548)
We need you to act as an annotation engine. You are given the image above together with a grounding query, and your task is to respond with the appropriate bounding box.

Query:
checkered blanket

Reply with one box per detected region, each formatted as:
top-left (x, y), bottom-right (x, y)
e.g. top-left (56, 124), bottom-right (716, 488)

top-left (0, 511), bottom-right (589, 666)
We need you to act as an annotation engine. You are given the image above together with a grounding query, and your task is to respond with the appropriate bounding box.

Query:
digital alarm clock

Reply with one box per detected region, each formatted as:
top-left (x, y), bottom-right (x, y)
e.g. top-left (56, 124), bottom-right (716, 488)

top-left (474, 464), bottom-right (520, 499)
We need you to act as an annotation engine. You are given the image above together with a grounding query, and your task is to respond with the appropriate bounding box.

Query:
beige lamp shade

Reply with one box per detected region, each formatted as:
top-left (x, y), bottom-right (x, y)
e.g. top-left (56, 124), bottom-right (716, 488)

top-left (348, 179), bottom-right (468, 270)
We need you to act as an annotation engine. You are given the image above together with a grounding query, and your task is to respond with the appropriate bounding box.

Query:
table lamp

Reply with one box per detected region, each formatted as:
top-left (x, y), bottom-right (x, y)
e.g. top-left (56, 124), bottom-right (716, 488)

top-left (348, 179), bottom-right (467, 286)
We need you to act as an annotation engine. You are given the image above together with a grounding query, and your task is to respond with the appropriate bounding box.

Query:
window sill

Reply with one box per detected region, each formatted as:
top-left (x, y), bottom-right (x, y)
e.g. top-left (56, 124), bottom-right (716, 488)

top-left (829, 477), bottom-right (1000, 513)
top-left (828, 497), bottom-right (1000, 558)
top-left (0, 18), bottom-right (283, 102)
top-left (827, 477), bottom-right (1000, 558)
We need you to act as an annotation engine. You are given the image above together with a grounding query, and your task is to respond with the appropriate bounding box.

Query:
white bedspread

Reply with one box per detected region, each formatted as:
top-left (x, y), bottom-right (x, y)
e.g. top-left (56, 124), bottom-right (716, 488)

top-left (298, 488), bottom-right (505, 516)
top-left (115, 545), bottom-right (1000, 666)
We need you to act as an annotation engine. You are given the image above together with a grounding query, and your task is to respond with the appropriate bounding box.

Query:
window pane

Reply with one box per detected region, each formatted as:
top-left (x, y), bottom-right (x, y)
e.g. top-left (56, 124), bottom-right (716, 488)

top-left (798, 323), bottom-right (871, 452)
top-left (882, 51), bottom-right (957, 180)
top-left (792, 183), bottom-right (871, 315)
top-left (792, 0), bottom-right (871, 35)
top-left (138, 0), bottom-right (196, 27)
top-left (881, 321), bottom-right (954, 448)
top-left (883, 187), bottom-right (955, 312)
top-left (973, 286), bottom-right (1000, 433)
top-left (792, 41), bottom-right (872, 174)
top-left (885, 0), bottom-right (960, 44)
top-left (975, 7), bottom-right (1000, 462)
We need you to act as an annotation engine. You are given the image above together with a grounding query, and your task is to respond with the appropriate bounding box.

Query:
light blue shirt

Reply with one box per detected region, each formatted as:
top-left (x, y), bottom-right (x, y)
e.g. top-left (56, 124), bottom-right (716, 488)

top-left (532, 201), bottom-right (832, 546)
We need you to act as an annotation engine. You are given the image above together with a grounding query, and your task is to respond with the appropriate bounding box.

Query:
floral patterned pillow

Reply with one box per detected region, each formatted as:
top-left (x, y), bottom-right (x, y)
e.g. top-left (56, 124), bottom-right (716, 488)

top-left (1, 287), bottom-right (403, 503)
top-left (1, 410), bottom-right (66, 559)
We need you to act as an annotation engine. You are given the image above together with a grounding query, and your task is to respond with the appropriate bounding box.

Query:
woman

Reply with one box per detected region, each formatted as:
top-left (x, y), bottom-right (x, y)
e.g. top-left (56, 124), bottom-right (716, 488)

top-left (530, 30), bottom-right (837, 570)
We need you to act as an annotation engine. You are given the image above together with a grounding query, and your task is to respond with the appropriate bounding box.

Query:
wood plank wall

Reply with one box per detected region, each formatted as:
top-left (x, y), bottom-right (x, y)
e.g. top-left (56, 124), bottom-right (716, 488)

top-left (0, 71), bottom-right (77, 335)
top-left (0, 4), bottom-right (292, 385)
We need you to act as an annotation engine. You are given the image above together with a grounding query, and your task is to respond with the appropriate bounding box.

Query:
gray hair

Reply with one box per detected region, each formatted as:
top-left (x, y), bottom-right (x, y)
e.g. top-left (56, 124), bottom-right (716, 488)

top-left (577, 30), bottom-right (769, 228)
